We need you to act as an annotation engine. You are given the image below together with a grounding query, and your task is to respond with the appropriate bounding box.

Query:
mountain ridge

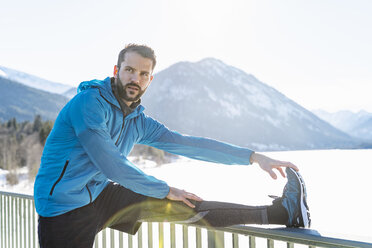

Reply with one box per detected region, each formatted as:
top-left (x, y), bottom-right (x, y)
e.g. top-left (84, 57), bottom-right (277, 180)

top-left (0, 77), bottom-right (69, 121)
top-left (1, 58), bottom-right (369, 150)
top-left (313, 109), bottom-right (372, 141)
top-left (142, 58), bottom-right (360, 151)
top-left (0, 65), bottom-right (74, 97)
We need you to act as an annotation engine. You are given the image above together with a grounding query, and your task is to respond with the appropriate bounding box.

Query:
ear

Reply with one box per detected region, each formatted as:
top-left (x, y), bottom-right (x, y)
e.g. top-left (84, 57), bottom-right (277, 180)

top-left (113, 65), bottom-right (118, 78)
top-left (149, 75), bottom-right (154, 85)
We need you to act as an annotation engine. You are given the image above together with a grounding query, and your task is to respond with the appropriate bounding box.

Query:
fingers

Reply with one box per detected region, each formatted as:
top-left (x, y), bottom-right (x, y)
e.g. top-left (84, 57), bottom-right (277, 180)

top-left (265, 161), bottom-right (298, 180)
top-left (167, 187), bottom-right (203, 208)
top-left (268, 169), bottom-right (277, 180)
top-left (186, 192), bottom-right (203, 202)
top-left (278, 161), bottom-right (299, 171)
top-left (277, 167), bottom-right (285, 178)
top-left (271, 162), bottom-right (298, 179)
top-left (183, 192), bottom-right (203, 208)
top-left (183, 198), bottom-right (196, 208)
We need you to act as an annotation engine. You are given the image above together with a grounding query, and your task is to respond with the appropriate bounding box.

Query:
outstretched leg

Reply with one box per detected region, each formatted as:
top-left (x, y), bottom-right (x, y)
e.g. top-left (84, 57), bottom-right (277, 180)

top-left (137, 168), bottom-right (310, 228)
top-left (105, 168), bottom-right (310, 235)
top-left (136, 198), bottom-right (288, 227)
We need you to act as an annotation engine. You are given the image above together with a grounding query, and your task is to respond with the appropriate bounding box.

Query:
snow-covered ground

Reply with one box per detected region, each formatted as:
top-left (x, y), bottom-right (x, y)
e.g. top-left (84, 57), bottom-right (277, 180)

top-left (0, 166), bottom-right (34, 195)
top-left (145, 149), bottom-right (372, 243)
top-left (1, 149), bottom-right (371, 243)
top-left (0, 156), bottom-right (159, 195)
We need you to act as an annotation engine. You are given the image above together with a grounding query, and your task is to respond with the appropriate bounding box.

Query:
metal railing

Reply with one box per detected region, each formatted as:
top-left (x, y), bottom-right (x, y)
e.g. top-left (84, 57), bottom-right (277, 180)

top-left (0, 191), bottom-right (38, 248)
top-left (2, 191), bottom-right (372, 248)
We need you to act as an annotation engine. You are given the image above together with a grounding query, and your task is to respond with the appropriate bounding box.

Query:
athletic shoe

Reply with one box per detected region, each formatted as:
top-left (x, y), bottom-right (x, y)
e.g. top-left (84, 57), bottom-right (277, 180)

top-left (280, 167), bottom-right (311, 228)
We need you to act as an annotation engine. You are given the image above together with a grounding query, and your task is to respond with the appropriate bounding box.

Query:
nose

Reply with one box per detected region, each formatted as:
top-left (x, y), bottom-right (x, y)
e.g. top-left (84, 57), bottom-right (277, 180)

top-left (131, 73), bottom-right (140, 84)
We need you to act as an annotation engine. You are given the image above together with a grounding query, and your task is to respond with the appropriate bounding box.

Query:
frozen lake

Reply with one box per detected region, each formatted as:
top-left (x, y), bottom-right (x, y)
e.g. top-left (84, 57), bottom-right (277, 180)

top-left (144, 149), bottom-right (372, 243)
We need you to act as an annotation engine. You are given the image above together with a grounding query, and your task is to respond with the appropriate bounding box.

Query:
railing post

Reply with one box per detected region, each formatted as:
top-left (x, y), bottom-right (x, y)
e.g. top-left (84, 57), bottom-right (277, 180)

top-left (159, 222), bottom-right (164, 248)
top-left (232, 233), bottom-right (239, 248)
top-left (148, 222), bottom-right (153, 248)
top-left (208, 230), bottom-right (214, 248)
top-left (249, 236), bottom-right (256, 248)
top-left (170, 223), bottom-right (176, 248)
top-left (12, 196), bottom-right (15, 248)
top-left (196, 227), bottom-right (202, 248)
top-left (102, 228), bottom-right (107, 248)
top-left (137, 225), bottom-right (143, 248)
top-left (15, 197), bottom-right (18, 247)
top-left (118, 230), bottom-right (123, 248)
top-left (128, 233), bottom-right (133, 248)
top-left (267, 239), bottom-right (274, 248)
top-left (110, 228), bottom-right (115, 248)
top-left (0, 194), bottom-right (2, 248)
top-left (8, 195), bottom-right (11, 248)
top-left (28, 199), bottom-right (32, 247)
top-left (33, 200), bottom-right (37, 248)
top-left (23, 198), bottom-right (27, 248)
top-left (3, 195), bottom-right (5, 248)
top-left (183, 225), bottom-right (189, 248)
top-left (208, 230), bottom-right (224, 248)
top-left (18, 197), bottom-right (21, 248)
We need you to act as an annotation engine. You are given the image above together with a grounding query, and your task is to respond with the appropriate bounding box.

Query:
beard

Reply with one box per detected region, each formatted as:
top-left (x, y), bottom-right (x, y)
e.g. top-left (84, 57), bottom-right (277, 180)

top-left (116, 77), bottom-right (146, 102)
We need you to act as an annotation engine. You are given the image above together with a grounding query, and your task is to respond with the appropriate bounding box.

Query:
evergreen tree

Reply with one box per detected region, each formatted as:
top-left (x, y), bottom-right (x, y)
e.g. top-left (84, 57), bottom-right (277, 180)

top-left (33, 115), bottom-right (43, 132)
top-left (39, 120), bottom-right (54, 145)
top-left (7, 117), bottom-right (17, 130)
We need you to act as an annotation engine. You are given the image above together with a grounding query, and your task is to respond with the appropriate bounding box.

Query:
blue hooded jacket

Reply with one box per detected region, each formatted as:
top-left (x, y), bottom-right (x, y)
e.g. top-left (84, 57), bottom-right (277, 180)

top-left (34, 77), bottom-right (254, 217)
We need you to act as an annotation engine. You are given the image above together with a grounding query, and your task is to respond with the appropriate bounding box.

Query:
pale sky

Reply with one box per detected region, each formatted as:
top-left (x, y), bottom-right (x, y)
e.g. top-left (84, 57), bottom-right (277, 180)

top-left (1, 0), bottom-right (372, 112)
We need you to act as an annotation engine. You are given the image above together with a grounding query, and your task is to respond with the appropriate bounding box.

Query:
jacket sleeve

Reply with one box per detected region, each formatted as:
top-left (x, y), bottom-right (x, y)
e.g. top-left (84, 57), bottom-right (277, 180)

top-left (68, 91), bottom-right (169, 199)
top-left (138, 114), bottom-right (254, 165)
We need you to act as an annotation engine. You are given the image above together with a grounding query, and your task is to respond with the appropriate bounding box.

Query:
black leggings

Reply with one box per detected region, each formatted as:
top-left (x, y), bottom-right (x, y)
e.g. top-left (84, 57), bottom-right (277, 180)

top-left (38, 183), bottom-right (270, 248)
top-left (137, 199), bottom-right (268, 227)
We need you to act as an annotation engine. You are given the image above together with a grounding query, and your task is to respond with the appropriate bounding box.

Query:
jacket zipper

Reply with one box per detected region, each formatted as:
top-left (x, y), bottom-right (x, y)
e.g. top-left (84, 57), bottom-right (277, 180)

top-left (86, 185), bottom-right (92, 203)
top-left (49, 160), bottom-right (69, 196)
top-left (115, 117), bottom-right (125, 146)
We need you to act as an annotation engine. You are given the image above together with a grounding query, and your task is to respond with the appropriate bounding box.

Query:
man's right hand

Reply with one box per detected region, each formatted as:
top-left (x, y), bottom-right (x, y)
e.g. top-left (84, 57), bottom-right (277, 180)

top-left (166, 187), bottom-right (203, 208)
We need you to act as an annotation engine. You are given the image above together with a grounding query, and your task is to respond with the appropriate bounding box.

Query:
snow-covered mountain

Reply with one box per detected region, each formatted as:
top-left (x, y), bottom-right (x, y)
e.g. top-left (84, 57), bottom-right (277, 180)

top-left (0, 77), bottom-right (69, 121)
top-left (313, 109), bottom-right (372, 141)
top-left (0, 66), bottom-right (74, 95)
top-left (142, 58), bottom-right (360, 151)
top-left (1, 59), bottom-right (367, 150)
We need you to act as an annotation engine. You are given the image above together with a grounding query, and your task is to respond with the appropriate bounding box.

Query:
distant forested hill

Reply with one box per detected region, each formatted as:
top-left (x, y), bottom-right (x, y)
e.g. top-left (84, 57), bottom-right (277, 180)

top-left (0, 77), bottom-right (69, 122)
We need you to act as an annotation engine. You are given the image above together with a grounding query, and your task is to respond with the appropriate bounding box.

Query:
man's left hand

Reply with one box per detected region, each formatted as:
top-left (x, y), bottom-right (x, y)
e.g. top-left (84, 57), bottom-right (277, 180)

top-left (250, 152), bottom-right (299, 180)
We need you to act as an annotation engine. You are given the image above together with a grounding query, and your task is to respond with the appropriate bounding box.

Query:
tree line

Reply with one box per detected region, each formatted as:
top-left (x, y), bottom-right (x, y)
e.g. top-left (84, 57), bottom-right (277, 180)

top-left (1, 115), bottom-right (172, 186)
top-left (0, 115), bottom-right (53, 185)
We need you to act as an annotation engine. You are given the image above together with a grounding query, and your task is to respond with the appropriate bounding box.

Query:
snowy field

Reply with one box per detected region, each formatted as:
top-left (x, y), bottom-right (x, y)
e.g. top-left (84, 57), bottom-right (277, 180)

top-left (1, 149), bottom-right (371, 244)
top-left (0, 166), bottom-right (34, 195)
top-left (144, 149), bottom-right (372, 243)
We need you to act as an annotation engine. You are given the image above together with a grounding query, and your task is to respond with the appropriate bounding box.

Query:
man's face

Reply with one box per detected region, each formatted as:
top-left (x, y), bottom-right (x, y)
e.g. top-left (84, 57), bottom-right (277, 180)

top-left (115, 51), bottom-right (154, 103)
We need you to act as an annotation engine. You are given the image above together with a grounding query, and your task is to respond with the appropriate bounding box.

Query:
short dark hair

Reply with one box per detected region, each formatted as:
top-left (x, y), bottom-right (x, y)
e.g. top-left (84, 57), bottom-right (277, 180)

top-left (117, 43), bottom-right (157, 70)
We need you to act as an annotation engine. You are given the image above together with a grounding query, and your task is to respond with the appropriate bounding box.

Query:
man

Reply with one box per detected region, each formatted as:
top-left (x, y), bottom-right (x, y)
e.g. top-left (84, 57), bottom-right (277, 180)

top-left (34, 44), bottom-right (310, 248)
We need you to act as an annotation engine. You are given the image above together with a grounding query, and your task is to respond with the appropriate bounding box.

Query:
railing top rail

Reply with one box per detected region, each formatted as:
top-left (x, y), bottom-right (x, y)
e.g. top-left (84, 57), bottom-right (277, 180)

top-left (0, 190), bottom-right (34, 200)
top-left (212, 225), bottom-right (372, 248)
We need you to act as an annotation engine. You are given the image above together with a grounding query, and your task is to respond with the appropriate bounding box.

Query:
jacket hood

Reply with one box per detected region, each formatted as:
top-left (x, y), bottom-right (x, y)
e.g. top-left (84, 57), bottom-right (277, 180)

top-left (78, 77), bottom-right (113, 97)
top-left (77, 77), bottom-right (145, 117)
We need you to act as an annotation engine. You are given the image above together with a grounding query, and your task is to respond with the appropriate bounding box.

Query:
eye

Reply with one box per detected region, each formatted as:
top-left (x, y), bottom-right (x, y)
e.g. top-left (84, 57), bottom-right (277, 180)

top-left (125, 67), bottom-right (133, 72)
top-left (141, 72), bottom-right (150, 77)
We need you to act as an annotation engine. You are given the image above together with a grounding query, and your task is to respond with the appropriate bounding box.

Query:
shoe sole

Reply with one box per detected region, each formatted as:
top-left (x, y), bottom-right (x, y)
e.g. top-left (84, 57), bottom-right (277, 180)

top-left (288, 168), bottom-right (310, 228)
